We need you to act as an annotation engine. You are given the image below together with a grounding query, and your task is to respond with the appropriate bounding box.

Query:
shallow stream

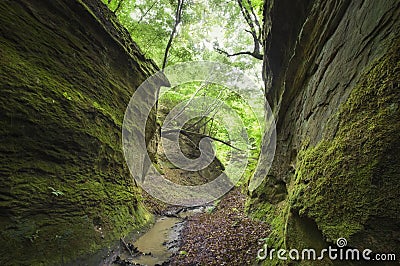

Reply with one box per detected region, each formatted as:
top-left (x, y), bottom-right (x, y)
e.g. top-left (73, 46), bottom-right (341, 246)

top-left (129, 216), bottom-right (181, 265)
top-left (87, 206), bottom-right (209, 266)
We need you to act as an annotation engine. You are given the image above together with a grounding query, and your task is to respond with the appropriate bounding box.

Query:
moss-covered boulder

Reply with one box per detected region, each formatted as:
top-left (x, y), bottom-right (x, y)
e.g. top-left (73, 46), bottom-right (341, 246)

top-left (0, 0), bottom-right (162, 264)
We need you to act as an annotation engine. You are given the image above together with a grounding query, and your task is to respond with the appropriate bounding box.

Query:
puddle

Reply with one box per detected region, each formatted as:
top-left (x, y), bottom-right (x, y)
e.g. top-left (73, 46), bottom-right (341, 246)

top-left (75, 206), bottom-right (213, 265)
top-left (130, 216), bottom-right (180, 265)
top-left (122, 206), bottom-right (211, 265)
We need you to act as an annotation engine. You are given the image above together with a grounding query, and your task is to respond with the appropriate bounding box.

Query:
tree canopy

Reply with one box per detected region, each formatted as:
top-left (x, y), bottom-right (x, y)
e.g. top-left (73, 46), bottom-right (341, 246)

top-left (104, 0), bottom-right (266, 184)
top-left (104, 0), bottom-right (264, 70)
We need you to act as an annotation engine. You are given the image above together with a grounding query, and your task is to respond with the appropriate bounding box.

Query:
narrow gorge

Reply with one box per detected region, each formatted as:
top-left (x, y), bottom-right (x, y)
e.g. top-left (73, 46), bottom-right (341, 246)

top-left (0, 0), bottom-right (399, 265)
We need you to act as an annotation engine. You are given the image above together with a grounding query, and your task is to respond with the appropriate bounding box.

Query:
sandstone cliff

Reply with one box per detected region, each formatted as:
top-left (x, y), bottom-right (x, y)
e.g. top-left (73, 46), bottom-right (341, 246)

top-left (250, 0), bottom-right (400, 264)
top-left (0, 0), bottom-right (161, 264)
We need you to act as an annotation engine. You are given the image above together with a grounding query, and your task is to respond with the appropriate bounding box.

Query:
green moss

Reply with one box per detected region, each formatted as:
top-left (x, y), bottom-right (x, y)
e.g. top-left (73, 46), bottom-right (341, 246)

top-left (291, 40), bottom-right (400, 245)
top-left (0, 1), bottom-right (158, 265)
top-left (249, 39), bottom-right (400, 265)
top-left (247, 194), bottom-right (289, 266)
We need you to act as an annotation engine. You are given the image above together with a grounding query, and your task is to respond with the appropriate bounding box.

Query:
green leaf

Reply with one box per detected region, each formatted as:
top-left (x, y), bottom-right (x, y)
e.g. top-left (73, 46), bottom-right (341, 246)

top-left (179, 250), bottom-right (188, 255)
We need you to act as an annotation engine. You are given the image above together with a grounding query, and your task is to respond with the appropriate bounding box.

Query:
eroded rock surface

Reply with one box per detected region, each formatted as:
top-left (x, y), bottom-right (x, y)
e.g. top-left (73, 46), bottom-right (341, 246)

top-left (250, 0), bottom-right (400, 263)
top-left (0, 1), bottom-right (162, 264)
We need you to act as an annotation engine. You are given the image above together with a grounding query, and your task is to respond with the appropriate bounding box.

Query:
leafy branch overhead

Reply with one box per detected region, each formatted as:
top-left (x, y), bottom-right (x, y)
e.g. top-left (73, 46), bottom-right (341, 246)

top-left (216, 0), bottom-right (263, 60)
top-left (162, 0), bottom-right (185, 70)
top-left (108, 0), bottom-right (124, 13)
top-left (161, 83), bottom-right (244, 152)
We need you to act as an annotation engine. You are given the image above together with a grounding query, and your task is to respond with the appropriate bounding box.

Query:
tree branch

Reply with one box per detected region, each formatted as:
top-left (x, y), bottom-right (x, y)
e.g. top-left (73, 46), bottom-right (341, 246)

top-left (185, 94), bottom-right (222, 131)
top-left (113, 0), bottom-right (124, 13)
top-left (137, 1), bottom-right (157, 23)
top-left (120, 238), bottom-right (133, 256)
top-left (162, 129), bottom-right (243, 151)
top-left (216, 0), bottom-right (263, 60)
top-left (162, 0), bottom-right (184, 70)
top-left (244, 0), bottom-right (262, 42)
top-left (186, 108), bottom-right (218, 132)
top-left (237, 0), bottom-right (257, 36)
top-left (162, 83), bottom-right (205, 129)
top-left (216, 48), bottom-right (263, 60)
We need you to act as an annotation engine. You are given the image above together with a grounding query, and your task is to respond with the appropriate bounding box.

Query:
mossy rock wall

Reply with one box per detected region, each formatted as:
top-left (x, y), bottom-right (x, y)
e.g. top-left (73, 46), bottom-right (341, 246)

top-left (249, 0), bottom-right (400, 264)
top-left (0, 0), bottom-right (162, 264)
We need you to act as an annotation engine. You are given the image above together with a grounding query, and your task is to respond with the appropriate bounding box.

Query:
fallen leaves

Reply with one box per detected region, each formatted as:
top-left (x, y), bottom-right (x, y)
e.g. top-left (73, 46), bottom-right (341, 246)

top-left (170, 188), bottom-right (271, 265)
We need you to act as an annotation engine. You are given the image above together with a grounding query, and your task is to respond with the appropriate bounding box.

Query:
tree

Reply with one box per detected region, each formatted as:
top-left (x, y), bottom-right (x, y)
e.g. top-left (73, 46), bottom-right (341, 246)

top-left (216, 0), bottom-right (263, 60)
top-left (103, 0), bottom-right (264, 67)
top-left (103, 0), bottom-right (265, 181)
top-left (162, 0), bottom-right (185, 70)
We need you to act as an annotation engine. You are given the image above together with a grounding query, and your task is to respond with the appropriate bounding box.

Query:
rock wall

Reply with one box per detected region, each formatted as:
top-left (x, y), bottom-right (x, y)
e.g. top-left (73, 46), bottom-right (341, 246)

top-left (0, 0), bottom-right (162, 264)
top-left (250, 0), bottom-right (400, 264)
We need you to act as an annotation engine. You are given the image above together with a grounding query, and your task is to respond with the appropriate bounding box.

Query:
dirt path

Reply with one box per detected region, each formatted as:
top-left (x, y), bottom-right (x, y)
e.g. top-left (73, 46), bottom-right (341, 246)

top-left (135, 133), bottom-right (271, 265)
top-left (170, 188), bottom-right (270, 265)
top-left (108, 188), bottom-right (270, 266)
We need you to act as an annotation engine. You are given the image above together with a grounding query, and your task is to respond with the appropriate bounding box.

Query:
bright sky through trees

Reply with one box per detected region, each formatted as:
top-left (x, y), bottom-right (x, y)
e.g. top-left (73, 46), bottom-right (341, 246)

top-left (105, 0), bottom-right (264, 89)
top-left (104, 0), bottom-right (266, 184)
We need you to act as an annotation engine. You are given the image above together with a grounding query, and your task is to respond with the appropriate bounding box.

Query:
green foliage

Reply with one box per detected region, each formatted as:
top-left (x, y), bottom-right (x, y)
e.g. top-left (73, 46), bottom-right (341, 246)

top-left (158, 81), bottom-right (263, 184)
top-left (205, 205), bottom-right (215, 213)
top-left (48, 186), bottom-right (64, 197)
top-left (62, 91), bottom-right (72, 101)
top-left (101, 0), bottom-right (266, 184)
top-left (103, 0), bottom-right (264, 79)
top-left (103, 0), bottom-right (183, 66)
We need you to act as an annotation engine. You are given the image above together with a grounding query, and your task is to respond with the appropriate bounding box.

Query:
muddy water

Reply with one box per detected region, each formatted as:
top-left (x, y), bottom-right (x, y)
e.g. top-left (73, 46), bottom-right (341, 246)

top-left (80, 206), bottom-right (211, 265)
top-left (126, 207), bottom-right (209, 265)
top-left (130, 216), bottom-right (180, 265)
